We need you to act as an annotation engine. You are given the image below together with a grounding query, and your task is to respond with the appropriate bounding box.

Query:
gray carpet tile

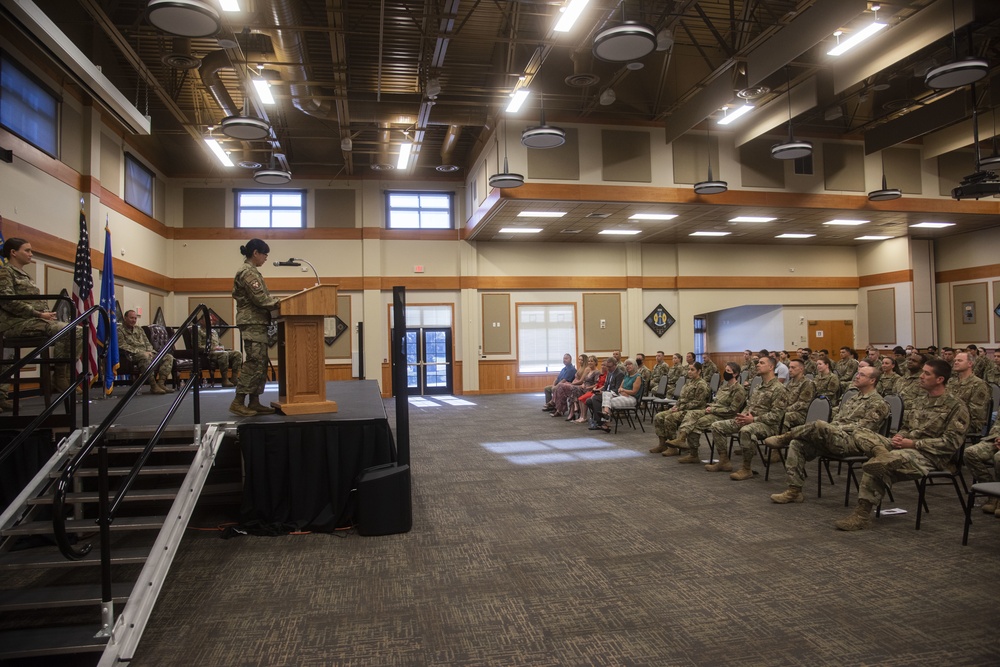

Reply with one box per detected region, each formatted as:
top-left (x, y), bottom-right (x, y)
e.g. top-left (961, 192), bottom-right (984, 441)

top-left (130, 392), bottom-right (998, 666)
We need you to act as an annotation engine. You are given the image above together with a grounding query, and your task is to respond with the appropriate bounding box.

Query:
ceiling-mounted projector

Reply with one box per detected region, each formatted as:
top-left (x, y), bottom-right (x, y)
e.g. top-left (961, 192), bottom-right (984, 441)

top-left (951, 171), bottom-right (1000, 200)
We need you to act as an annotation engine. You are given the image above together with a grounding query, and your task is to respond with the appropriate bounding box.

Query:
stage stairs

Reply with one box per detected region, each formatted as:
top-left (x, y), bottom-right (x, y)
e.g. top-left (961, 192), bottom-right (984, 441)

top-left (0, 422), bottom-right (232, 664)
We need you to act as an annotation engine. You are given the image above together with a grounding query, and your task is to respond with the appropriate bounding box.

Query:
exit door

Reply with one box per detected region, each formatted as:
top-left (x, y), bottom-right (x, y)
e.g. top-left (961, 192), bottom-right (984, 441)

top-left (401, 327), bottom-right (453, 395)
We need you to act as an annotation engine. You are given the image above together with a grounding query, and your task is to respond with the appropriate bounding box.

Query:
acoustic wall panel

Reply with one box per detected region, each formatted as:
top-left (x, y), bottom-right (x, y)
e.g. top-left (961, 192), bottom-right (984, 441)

top-left (672, 134), bottom-right (718, 186)
top-left (100, 134), bottom-right (121, 196)
top-left (583, 293), bottom-right (621, 352)
top-left (315, 189), bottom-right (357, 228)
top-left (823, 143), bottom-right (865, 192)
top-left (602, 130), bottom-right (651, 183)
top-left (884, 147), bottom-right (922, 194)
top-left (953, 282), bottom-right (988, 343)
top-left (527, 128), bottom-right (580, 180)
top-left (183, 188), bottom-right (226, 228)
top-left (938, 152), bottom-right (974, 196)
top-left (739, 137), bottom-right (785, 188)
top-left (867, 288), bottom-right (896, 345)
top-left (482, 293), bottom-right (511, 355)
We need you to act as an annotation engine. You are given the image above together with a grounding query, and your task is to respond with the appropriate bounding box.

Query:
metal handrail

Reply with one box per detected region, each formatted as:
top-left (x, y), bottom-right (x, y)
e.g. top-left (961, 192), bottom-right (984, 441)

top-left (0, 301), bottom-right (103, 466)
top-left (50, 304), bottom-right (212, 563)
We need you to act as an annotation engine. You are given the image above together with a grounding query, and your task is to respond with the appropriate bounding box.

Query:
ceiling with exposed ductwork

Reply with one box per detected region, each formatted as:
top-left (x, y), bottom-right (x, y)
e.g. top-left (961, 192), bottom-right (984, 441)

top-left (3, 0), bottom-right (1000, 237)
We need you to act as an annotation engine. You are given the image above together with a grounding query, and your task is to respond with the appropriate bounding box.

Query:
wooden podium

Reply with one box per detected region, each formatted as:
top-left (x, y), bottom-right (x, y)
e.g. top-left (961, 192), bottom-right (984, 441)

top-left (271, 284), bottom-right (339, 415)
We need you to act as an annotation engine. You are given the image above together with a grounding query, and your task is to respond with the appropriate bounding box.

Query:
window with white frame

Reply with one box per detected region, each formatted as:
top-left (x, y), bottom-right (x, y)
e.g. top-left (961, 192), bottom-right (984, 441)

top-left (124, 153), bottom-right (154, 216)
top-left (236, 190), bottom-right (305, 228)
top-left (386, 191), bottom-right (453, 229)
top-left (516, 303), bottom-right (577, 373)
top-left (0, 53), bottom-right (58, 157)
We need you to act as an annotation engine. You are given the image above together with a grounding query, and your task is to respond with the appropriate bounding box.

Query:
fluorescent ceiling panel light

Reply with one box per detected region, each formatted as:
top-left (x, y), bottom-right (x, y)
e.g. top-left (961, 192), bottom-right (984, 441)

top-left (219, 0), bottom-right (240, 10)
top-left (517, 211), bottom-right (566, 218)
top-left (689, 231), bottom-right (730, 237)
top-left (629, 213), bottom-right (677, 220)
top-left (729, 216), bottom-right (775, 223)
top-left (856, 236), bottom-right (893, 241)
top-left (397, 142), bottom-right (412, 169)
top-left (204, 138), bottom-right (234, 167)
top-left (553, 0), bottom-right (590, 33)
top-left (499, 228), bottom-right (542, 234)
top-left (717, 104), bottom-right (754, 125)
top-left (824, 219), bottom-right (868, 226)
top-left (776, 233), bottom-right (815, 239)
top-left (252, 78), bottom-right (274, 104)
top-left (506, 89), bottom-right (530, 113)
top-left (910, 222), bottom-right (954, 229)
top-left (827, 22), bottom-right (887, 56)
top-left (599, 229), bottom-right (641, 235)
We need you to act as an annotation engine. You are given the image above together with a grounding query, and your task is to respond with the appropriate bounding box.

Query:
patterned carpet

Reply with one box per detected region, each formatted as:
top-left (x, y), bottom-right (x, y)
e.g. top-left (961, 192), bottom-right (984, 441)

top-left (132, 393), bottom-right (998, 666)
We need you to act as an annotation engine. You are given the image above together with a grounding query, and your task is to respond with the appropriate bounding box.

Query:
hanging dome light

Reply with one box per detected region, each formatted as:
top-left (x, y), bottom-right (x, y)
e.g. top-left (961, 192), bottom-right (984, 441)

top-left (868, 174), bottom-right (902, 201)
top-left (146, 0), bottom-right (221, 38)
top-left (694, 176), bottom-right (728, 195)
top-left (925, 59), bottom-right (989, 89)
top-left (254, 155), bottom-right (291, 184)
top-left (521, 102), bottom-right (565, 149)
top-left (221, 115), bottom-right (271, 140)
top-left (593, 21), bottom-right (656, 62)
top-left (489, 158), bottom-right (525, 188)
top-left (771, 138), bottom-right (813, 160)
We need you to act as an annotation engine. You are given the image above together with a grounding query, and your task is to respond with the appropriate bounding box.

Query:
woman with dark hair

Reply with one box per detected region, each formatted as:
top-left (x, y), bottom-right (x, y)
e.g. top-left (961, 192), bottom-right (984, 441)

top-left (813, 355), bottom-right (840, 406)
top-left (877, 356), bottom-right (901, 396)
top-left (0, 238), bottom-right (80, 392)
top-left (230, 238), bottom-right (279, 417)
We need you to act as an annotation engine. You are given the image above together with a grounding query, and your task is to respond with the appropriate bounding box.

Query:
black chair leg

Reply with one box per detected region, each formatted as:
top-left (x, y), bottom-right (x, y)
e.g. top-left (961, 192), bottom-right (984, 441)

top-left (962, 489), bottom-right (977, 545)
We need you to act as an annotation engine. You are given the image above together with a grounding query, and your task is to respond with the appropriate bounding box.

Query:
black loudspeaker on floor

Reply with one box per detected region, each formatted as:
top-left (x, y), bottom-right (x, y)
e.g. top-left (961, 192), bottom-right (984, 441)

top-left (357, 463), bottom-right (412, 536)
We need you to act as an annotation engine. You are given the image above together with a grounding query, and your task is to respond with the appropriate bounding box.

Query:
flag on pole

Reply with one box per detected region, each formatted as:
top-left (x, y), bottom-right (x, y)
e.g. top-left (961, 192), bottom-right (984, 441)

top-left (96, 223), bottom-right (119, 394)
top-left (72, 208), bottom-right (100, 382)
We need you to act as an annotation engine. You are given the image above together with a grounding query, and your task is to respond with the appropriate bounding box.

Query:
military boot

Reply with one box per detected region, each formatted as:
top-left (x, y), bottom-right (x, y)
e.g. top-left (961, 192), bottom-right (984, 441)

top-left (650, 437), bottom-right (668, 454)
top-left (730, 461), bottom-right (754, 481)
top-left (705, 450), bottom-right (732, 472)
top-left (862, 452), bottom-right (904, 478)
top-left (221, 369), bottom-right (235, 388)
top-left (248, 395), bottom-right (275, 415)
top-left (52, 366), bottom-right (72, 393)
top-left (763, 432), bottom-right (793, 449)
top-left (770, 486), bottom-right (804, 504)
top-left (665, 431), bottom-right (688, 448)
top-left (677, 450), bottom-right (701, 464)
top-left (150, 379), bottom-right (166, 395)
top-left (661, 447), bottom-right (680, 457)
top-left (229, 393), bottom-right (256, 417)
top-left (835, 499), bottom-right (874, 531)
top-left (158, 375), bottom-right (176, 393)
top-left (768, 449), bottom-right (784, 464)
top-left (982, 498), bottom-right (999, 515)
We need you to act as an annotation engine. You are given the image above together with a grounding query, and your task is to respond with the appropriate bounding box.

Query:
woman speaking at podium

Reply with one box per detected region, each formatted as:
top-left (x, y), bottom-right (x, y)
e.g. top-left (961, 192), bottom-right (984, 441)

top-left (230, 238), bottom-right (279, 417)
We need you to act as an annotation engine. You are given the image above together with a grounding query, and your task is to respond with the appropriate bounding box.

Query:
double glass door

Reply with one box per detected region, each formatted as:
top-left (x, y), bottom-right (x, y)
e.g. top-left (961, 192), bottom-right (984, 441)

top-left (401, 327), bottom-right (452, 395)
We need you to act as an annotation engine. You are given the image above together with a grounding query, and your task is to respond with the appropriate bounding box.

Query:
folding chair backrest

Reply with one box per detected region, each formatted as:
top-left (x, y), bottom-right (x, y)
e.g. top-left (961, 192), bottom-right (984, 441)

top-left (804, 396), bottom-right (832, 424)
top-left (652, 375), bottom-right (668, 398)
top-left (740, 370), bottom-right (749, 384)
top-left (748, 375), bottom-right (762, 397)
top-left (709, 372), bottom-right (720, 395)
top-left (884, 393), bottom-right (904, 434)
top-left (672, 376), bottom-right (686, 398)
top-left (840, 387), bottom-right (859, 405)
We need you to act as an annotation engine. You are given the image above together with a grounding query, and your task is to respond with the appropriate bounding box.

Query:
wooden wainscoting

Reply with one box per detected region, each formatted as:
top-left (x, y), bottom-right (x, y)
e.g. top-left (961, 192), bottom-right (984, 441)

top-left (477, 360), bottom-right (552, 395)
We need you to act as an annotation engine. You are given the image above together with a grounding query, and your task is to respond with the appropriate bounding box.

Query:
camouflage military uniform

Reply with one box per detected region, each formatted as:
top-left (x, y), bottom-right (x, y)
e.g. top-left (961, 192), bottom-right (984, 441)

top-left (637, 363), bottom-right (652, 397)
top-left (665, 364), bottom-right (684, 396)
top-left (984, 359), bottom-right (1000, 385)
top-left (782, 375), bottom-right (816, 430)
top-left (876, 373), bottom-right (901, 397)
top-left (803, 359), bottom-right (818, 376)
top-left (742, 359), bottom-right (757, 383)
top-left (196, 326), bottom-right (242, 377)
top-left (948, 373), bottom-right (992, 435)
top-left (964, 420), bottom-right (1000, 483)
top-left (677, 381), bottom-right (747, 455)
top-left (118, 323), bottom-right (174, 384)
top-left (897, 371), bottom-right (923, 412)
top-left (701, 359), bottom-right (718, 384)
top-left (649, 361), bottom-right (670, 396)
top-left (835, 357), bottom-right (859, 394)
top-left (782, 390), bottom-right (889, 488)
top-left (853, 392), bottom-right (969, 506)
top-left (972, 354), bottom-right (990, 380)
top-left (711, 377), bottom-right (788, 466)
top-left (0, 264), bottom-right (81, 368)
top-left (233, 259), bottom-right (279, 395)
top-left (813, 372), bottom-right (840, 407)
top-left (653, 377), bottom-right (710, 439)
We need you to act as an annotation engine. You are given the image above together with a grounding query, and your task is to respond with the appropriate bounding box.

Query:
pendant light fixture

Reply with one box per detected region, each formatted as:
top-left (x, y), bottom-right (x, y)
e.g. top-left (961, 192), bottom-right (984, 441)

top-left (694, 123), bottom-right (727, 195)
top-left (771, 68), bottom-right (812, 160)
top-left (489, 119), bottom-right (524, 189)
top-left (222, 63), bottom-right (272, 141)
top-left (521, 95), bottom-right (566, 149)
top-left (868, 152), bottom-right (902, 201)
top-left (978, 86), bottom-right (1000, 170)
top-left (146, 0), bottom-right (221, 38)
top-left (924, 0), bottom-right (988, 89)
top-left (592, 3), bottom-right (656, 63)
top-left (254, 154), bottom-right (291, 185)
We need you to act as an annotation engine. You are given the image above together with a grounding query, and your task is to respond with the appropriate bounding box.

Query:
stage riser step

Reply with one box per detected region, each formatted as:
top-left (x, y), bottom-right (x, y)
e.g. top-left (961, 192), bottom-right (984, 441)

top-left (88, 443), bottom-right (198, 455)
top-left (0, 582), bottom-right (132, 611)
top-left (0, 625), bottom-right (108, 659)
top-left (28, 488), bottom-right (179, 505)
top-left (0, 546), bottom-right (150, 570)
top-left (49, 465), bottom-right (190, 478)
top-left (2, 515), bottom-right (166, 537)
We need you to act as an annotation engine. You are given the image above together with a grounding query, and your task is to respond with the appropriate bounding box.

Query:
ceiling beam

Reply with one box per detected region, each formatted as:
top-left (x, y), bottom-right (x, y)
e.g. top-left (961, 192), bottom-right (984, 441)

top-left (733, 76), bottom-right (818, 148)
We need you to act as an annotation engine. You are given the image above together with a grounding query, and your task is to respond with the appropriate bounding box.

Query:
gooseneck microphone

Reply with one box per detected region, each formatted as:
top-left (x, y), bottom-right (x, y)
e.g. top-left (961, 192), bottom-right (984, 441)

top-left (272, 257), bottom-right (320, 285)
top-left (273, 259), bottom-right (302, 267)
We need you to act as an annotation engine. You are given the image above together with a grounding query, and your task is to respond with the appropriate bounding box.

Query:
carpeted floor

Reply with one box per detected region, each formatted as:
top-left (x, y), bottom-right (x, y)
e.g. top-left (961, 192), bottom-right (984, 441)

top-left (132, 392), bottom-right (998, 666)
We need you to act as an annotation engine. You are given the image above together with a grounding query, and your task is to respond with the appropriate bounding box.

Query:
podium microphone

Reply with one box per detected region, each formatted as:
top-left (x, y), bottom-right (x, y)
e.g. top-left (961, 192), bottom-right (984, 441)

top-left (273, 257), bottom-right (320, 285)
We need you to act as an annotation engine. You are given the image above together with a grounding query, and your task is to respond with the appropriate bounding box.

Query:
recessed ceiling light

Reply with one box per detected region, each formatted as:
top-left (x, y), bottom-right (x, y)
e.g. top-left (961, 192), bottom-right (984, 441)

top-left (717, 104), bottom-right (754, 126)
top-left (776, 233), bottom-right (815, 239)
top-left (553, 0), bottom-right (590, 33)
top-left (629, 213), bottom-right (677, 220)
top-left (599, 229), bottom-right (641, 235)
top-left (499, 227), bottom-right (542, 234)
top-left (856, 236), bottom-right (893, 241)
top-left (517, 211), bottom-right (566, 218)
top-left (729, 216), bottom-right (776, 223)
top-left (827, 22), bottom-right (888, 56)
top-left (506, 89), bottom-right (530, 113)
top-left (689, 231), bottom-right (730, 237)
top-left (910, 222), bottom-right (954, 229)
top-left (824, 219), bottom-right (868, 226)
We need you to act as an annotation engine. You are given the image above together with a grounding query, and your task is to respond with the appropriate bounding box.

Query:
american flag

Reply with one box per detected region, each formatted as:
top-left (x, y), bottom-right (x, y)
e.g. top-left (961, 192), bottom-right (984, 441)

top-left (72, 210), bottom-right (100, 381)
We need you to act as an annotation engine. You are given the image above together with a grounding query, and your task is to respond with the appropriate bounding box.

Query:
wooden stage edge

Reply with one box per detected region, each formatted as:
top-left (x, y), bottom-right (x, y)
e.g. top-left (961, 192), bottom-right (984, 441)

top-left (271, 399), bottom-right (339, 415)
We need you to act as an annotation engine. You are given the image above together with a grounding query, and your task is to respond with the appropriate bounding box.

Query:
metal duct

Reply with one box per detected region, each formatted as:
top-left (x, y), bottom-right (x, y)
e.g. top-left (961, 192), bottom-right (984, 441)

top-left (262, 0), bottom-right (334, 119)
top-left (439, 124), bottom-right (462, 170)
top-left (348, 101), bottom-right (487, 128)
top-left (372, 123), bottom-right (394, 170)
top-left (198, 49), bottom-right (238, 116)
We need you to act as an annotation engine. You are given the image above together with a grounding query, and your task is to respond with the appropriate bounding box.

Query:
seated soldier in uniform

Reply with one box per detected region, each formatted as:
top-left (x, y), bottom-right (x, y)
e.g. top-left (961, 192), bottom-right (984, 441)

top-left (965, 419), bottom-right (1000, 517)
top-left (195, 324), bottom-right (242, 387)
top-left (949, 351), bottom-right (991, 436)
top-left (664, 362), bottom-right (746, 463)
top-left (650, 362), bottom-right (710, 456)
top-left (118, 310), bottom-right (175, 395)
